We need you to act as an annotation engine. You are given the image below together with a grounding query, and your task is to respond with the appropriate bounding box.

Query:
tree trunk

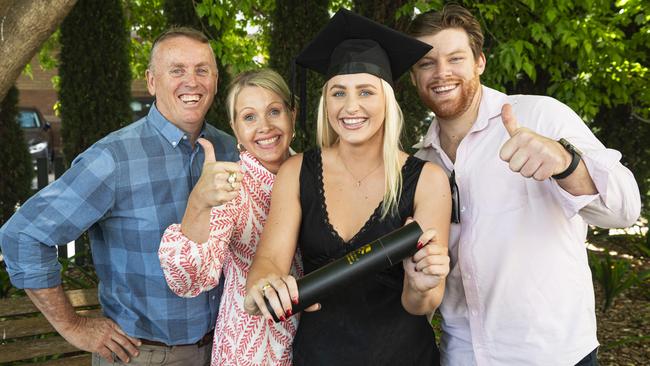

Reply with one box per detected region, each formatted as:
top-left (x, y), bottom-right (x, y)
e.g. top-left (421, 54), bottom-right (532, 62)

top-left (0, 0), bottom-right (77, 101)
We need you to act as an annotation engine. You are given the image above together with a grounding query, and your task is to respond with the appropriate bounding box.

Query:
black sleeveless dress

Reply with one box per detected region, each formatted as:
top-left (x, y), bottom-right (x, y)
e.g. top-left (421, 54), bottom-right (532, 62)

top-left (292, 149), bottom-right (440, 366)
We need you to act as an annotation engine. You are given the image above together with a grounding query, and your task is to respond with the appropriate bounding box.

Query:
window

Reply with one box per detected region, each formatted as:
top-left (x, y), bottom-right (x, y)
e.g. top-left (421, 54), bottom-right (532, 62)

top-left (18, 111), bottom-right (41, 129)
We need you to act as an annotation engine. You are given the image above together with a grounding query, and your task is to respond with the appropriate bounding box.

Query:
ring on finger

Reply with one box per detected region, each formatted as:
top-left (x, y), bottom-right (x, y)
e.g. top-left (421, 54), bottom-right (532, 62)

top-left (261, 283), bottom-right (272, 293)
top-left (227, 173), bottom-right (237, 190)
top-left (227, 172), bottom-right (237, 184)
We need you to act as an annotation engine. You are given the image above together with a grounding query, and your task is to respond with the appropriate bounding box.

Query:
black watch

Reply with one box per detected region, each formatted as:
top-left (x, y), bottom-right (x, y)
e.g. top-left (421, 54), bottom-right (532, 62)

top-left (552, 138), bottom-right (582, 180)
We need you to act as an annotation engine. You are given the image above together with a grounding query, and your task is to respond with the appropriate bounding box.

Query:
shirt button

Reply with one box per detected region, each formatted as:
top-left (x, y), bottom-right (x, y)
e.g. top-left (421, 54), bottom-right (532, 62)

top-left (182, 135), bottom-right (188, 140)
top-left (211, 296), bottom-right (216, 300)
top-left (465, 274), bottom-right (472, 280)
top-left (460, 206), bottom-right (466, 213)
top-left (172, 141), bottom-right (177, 146)
top-left (471, 310), bottom-right (478, 316)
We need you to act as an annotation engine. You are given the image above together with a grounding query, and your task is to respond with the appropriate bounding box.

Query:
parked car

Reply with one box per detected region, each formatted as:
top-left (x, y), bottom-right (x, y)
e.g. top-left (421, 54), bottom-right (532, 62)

top-left (130, 97), bottom-right (154, 120)
top-left (18, 107), bottom-right (54, 170)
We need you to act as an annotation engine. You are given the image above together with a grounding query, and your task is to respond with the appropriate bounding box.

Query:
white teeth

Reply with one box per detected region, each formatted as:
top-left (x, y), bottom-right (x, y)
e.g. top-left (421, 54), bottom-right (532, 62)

top-left (257, 136), bottom-right (279, 145)
top-left (433, 85), bottom-right (457, 93)
top-left (342, 118), bottom-right (366, 125)
top-left (180, 94), bottom-right (200, 102)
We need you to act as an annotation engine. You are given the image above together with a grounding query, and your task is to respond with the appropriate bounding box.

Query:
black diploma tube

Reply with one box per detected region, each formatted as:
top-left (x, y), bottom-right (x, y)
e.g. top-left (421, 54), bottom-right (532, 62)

top-left (265, 221), bottom-right (423, 322)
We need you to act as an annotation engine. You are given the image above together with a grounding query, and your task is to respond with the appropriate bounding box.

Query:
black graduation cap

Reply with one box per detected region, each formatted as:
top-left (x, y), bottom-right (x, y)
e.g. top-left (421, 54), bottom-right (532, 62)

top-left (291, 9), bottom-right (432, 127)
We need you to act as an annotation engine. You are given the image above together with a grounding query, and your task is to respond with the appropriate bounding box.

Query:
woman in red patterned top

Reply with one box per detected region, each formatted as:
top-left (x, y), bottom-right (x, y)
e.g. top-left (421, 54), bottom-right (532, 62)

top-left (158, 69), bottom-right (301, 366)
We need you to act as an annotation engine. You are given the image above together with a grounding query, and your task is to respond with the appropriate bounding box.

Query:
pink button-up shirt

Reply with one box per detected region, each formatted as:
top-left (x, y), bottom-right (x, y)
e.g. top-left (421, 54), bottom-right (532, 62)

top-left (415, 86), bottom-right (640, 365)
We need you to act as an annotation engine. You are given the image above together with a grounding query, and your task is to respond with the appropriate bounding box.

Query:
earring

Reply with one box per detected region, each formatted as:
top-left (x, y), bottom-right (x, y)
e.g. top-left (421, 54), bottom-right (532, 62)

top-left (291, 131), bottom-right (296, 141)
top-left (237, 143), bottom-right (245, 152)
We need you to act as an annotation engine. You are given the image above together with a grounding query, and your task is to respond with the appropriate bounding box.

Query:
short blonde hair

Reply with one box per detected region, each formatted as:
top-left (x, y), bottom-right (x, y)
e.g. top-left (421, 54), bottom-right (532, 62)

top-left (225, 68), bottom-right (296, 129)
top-left (317, 78), bottom-right (404, 219)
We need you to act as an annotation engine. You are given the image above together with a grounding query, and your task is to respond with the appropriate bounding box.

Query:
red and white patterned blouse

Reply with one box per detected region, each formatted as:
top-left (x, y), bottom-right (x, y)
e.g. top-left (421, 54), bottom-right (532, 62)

top-left (159, 151), bottom-right (302, 366)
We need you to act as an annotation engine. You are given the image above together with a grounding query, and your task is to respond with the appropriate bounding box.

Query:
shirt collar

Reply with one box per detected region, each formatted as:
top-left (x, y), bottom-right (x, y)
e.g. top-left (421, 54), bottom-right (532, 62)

top-left (422, 85), bottom-right (509, 150)
top-left (147, 103), bottom-right (207, 148)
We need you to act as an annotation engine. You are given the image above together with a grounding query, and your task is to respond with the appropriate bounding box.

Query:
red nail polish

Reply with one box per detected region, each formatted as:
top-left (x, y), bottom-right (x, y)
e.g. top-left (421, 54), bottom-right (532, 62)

top-left (279, 315), bottom-right (286, 321)
top-left (416, 241), bottom-right (424, 250)
top-left (268, 319), bottom-right (275, 325)
top-left (292, 297), bottom-right (299, 305)
top-left (286, 309), bottom-right (293, 317)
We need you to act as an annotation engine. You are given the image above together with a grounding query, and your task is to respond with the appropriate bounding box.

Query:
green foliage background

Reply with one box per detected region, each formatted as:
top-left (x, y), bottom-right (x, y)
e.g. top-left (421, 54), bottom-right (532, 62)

top-left (0, 86), bottom-right (33, 223)
top-left (268, 0), bottom-right (330, 152)
top-left (395, 0), bottom-right (649, 215)
top-left (59, 0), bottom-right (133, 163)
top-left (11, 0), bottom-right (650, 218)
top-left (162, 0), bottom-right (233, 134)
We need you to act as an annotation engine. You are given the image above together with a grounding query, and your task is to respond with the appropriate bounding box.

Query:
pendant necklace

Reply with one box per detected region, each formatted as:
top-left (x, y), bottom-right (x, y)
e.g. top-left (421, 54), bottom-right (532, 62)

top-left (338, 151), bottom-right (383, 199)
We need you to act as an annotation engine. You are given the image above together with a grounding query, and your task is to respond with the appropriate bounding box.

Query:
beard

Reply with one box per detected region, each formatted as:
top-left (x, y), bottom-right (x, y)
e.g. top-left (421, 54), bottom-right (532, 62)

top-left (423, 73), bottom-right (480, 120)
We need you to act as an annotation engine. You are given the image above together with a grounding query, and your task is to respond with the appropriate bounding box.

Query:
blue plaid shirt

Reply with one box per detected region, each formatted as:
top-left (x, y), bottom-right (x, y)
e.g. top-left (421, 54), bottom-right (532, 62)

top-left (0, 104), bottom-right (237, 344)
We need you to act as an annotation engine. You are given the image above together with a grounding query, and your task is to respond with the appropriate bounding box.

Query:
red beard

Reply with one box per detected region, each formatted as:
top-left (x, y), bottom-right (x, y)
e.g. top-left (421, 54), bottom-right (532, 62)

top-left (425, 73), bottom-right (480, 120)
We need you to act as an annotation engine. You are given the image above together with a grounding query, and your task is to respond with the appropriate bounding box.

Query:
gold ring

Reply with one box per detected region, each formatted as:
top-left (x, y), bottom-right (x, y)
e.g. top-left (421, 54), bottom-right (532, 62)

top-left (261, 283), bottom-right (272, 292)
top-left (227, 172), bottom-right (236, 184)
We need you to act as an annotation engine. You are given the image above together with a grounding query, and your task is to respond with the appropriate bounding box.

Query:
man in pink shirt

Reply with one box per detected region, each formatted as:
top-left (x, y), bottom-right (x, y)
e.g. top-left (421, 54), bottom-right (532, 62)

top-left (408, 4), bottom-right (641, 365)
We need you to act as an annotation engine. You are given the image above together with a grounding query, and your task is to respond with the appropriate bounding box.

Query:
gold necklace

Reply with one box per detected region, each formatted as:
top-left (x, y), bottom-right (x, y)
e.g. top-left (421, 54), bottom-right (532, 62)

top-left (338, 151), bottom-right (383, 188)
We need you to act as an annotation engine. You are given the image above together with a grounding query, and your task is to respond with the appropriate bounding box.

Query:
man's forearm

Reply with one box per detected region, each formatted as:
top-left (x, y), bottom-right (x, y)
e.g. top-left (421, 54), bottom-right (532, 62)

top-left (26, 286), bottom-right (80, 334)
top-left (556, 160), bottom-right (597, 196)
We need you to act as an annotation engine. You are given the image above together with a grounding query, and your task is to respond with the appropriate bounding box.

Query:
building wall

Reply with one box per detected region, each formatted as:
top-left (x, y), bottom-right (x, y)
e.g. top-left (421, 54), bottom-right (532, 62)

top-left (15, 55), bottom-right (151, 124)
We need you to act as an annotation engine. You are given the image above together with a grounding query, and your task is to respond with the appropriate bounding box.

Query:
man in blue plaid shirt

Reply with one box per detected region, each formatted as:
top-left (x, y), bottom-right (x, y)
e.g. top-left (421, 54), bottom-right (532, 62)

top-left (0, 27), bottom-right (238, 365)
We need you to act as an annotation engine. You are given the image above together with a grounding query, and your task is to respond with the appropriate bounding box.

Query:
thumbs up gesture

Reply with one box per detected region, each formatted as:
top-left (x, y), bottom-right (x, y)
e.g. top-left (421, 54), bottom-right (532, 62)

top-left (189, 138), bottom-right (243, 209)
top-left (498, 104), bottom-right (572, 181)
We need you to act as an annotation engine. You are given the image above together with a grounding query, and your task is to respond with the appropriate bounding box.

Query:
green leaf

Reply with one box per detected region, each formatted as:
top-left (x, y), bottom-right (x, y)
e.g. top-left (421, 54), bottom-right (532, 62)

top-left (22, 63), bottom-right (33, 79)
top-left (523, 61), bottom-right (536, 81)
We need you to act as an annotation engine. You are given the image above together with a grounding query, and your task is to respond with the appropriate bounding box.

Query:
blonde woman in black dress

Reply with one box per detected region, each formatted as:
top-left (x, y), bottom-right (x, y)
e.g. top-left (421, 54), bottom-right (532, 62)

top-left (245, 10), bottom-right (451, 366)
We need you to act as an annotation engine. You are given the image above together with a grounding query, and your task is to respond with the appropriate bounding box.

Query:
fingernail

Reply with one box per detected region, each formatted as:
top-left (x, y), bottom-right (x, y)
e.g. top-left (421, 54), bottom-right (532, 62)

top-left (279, 315), bottom-right (286, 321)
top-left (286, 309), bottom-right (293, 317)
top-left (414, 267), bottom-right (419, 272)
top-left (292, 297), bottom-right (299, 305)
top-left (268, 319), bottom-right (275, 325)
top-left (416, 241), bottom-right (424, 250)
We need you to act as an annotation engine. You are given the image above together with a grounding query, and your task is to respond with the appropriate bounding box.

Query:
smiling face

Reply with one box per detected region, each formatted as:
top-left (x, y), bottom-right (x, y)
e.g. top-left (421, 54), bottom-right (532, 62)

top-left (411, 28), bottom-right (485, 122)
top-left (233, 86), bottom-right (294, 174)
top-left (325, 73), bottom-right (386, 146)
top-left (146, 36), bottom-right (218, 134)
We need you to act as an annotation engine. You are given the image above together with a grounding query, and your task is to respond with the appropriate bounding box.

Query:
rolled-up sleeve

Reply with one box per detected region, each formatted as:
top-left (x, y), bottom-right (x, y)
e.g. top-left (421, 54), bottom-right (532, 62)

top-left (536, 98), bottom-right (641, 228)
top-left (577, 149), bottom-right (641, 228)
top-left (550, 149), bottom-right (641, 228)
top-left (0, 146), bottom-right (116, 289)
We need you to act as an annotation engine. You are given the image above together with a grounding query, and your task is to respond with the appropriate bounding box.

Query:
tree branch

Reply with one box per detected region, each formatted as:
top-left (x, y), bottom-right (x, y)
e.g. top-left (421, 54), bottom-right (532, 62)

top-left (0, 0), bottom-right (77, 100)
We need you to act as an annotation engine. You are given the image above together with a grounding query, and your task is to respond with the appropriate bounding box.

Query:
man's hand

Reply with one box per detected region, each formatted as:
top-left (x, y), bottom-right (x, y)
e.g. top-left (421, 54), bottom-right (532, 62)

top-left (25, 287), bottom-right (140, 363)
top-left (499, 103), bottom-right (572, 181)
top-left (60, 315), bottom-right (141, 363)
top-left (190, 138), bottom-right (243, 210)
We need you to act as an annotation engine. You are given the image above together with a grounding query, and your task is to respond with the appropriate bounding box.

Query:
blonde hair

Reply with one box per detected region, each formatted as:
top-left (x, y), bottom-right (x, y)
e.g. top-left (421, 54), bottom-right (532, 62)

top-left (225, 68), bottom-right (296, 129)
top-left (317, 78), bottom-right (404, 219)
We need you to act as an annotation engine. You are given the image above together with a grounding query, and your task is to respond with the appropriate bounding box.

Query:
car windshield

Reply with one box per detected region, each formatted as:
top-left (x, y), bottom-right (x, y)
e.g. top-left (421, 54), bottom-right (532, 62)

top-left (19, 111), bottom-right (41, 128)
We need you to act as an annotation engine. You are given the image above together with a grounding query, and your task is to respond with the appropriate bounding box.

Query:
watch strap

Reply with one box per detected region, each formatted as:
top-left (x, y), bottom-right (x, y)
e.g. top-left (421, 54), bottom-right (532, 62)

top-left (552, 138), bottom-right (581, 180)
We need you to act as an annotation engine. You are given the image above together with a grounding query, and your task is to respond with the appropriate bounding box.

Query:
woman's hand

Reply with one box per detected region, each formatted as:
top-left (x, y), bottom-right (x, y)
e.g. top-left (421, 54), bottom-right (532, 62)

top-left (402, 228), bottom-right (450, 293)
top-left (244, 275), bottom-right (299, 322)
top-left (192, 138), bottom-right (244, 210)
